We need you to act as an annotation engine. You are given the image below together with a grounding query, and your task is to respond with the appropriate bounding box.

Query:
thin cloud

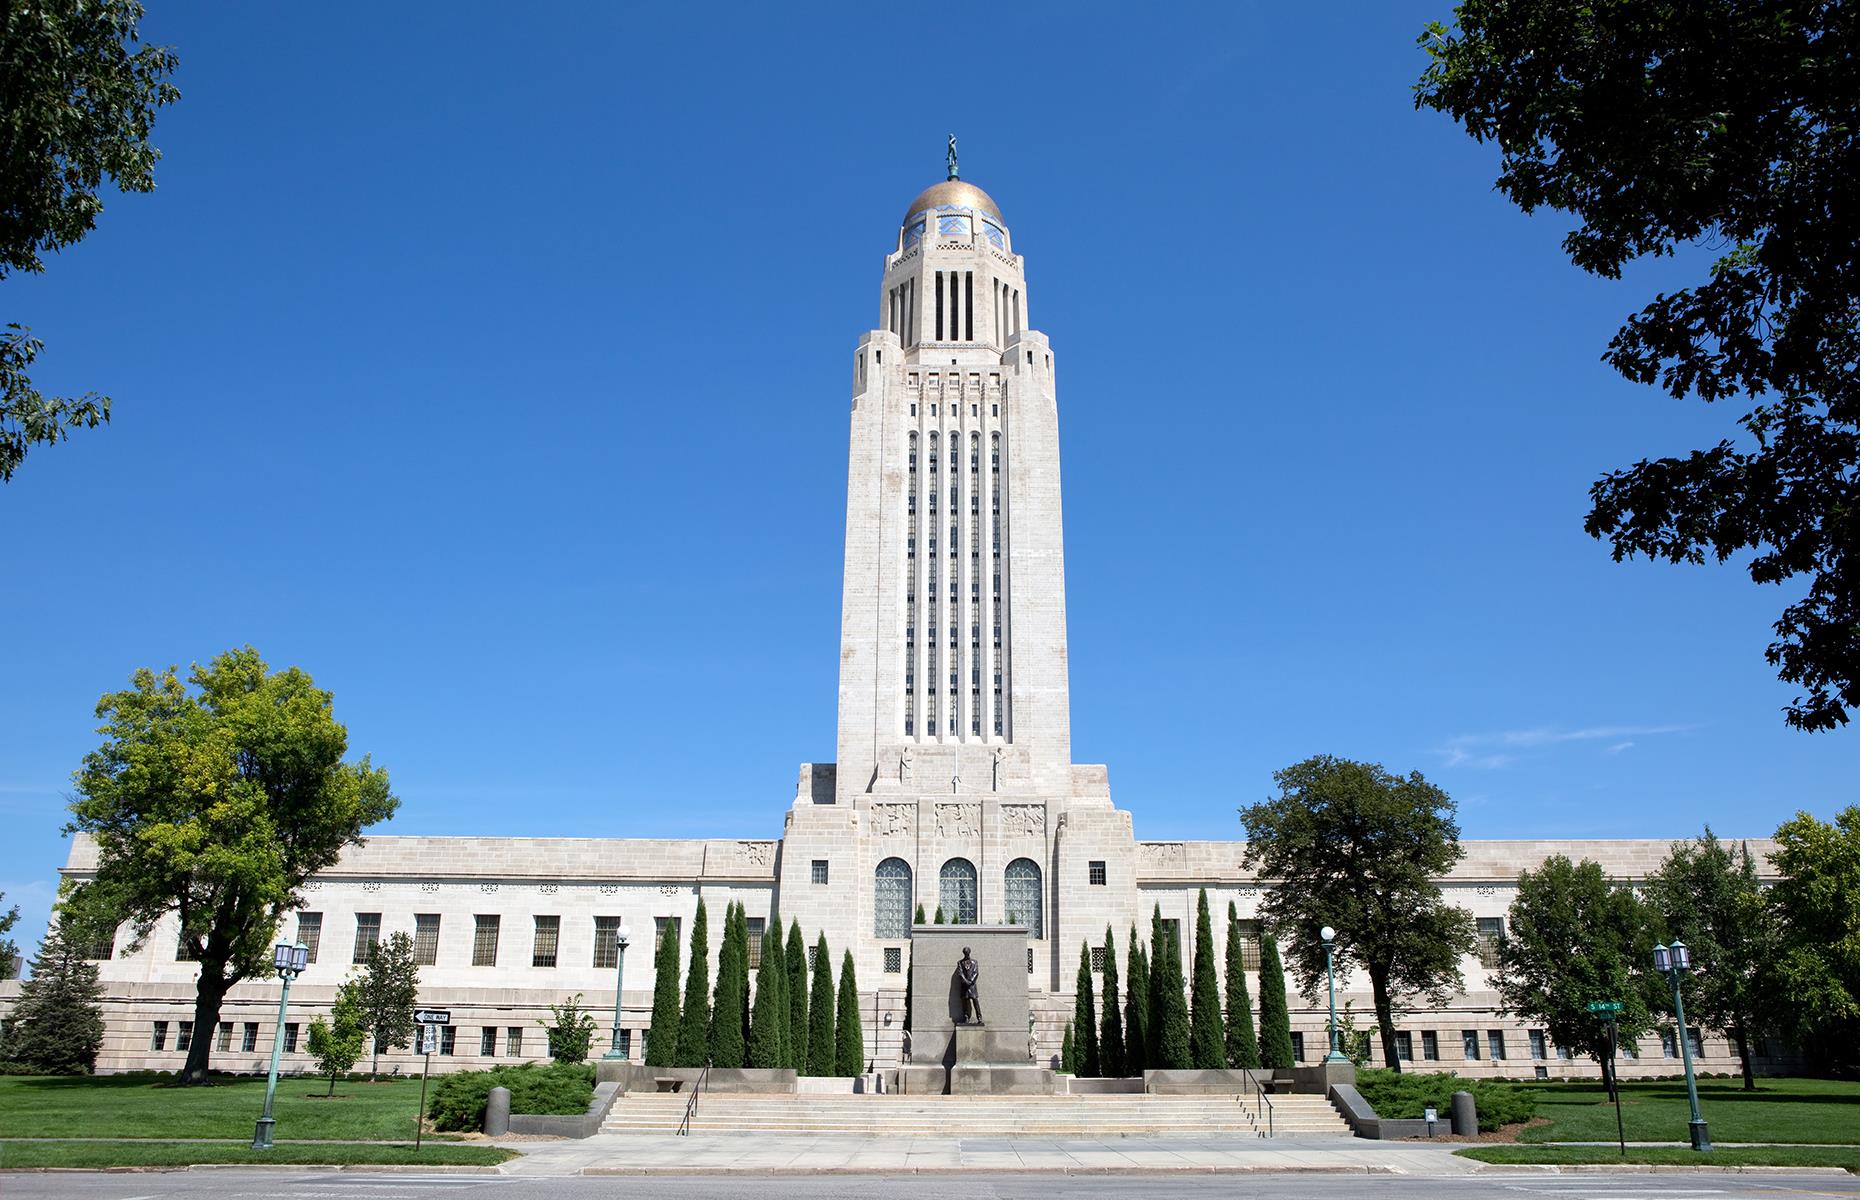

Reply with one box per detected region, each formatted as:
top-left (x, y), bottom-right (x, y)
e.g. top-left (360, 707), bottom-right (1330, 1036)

top-left (1441, 724), bottom-right (1695, 768)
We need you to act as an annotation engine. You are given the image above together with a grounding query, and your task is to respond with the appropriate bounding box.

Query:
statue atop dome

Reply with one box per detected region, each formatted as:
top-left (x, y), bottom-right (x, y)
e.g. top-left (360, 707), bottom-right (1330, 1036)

top-left (946, 133), bottom-right (958, 181)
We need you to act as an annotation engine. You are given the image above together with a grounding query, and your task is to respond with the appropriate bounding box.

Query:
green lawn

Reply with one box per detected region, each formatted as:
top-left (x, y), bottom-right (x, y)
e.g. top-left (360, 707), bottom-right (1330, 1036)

top-left (0, 1074), bottom-right (460, 1142)
top-left (0, 1140), bottom-right (514, 1170)
top-left (1517, 1077), bottom-right (1860, 1146)
top-left (1459, 1144), bottom-right (1860, 1171)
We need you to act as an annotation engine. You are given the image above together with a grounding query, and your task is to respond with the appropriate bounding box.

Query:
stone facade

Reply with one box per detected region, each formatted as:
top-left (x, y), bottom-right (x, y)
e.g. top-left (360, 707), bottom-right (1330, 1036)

top-left (9, 171), bottom-right (1796, 1084)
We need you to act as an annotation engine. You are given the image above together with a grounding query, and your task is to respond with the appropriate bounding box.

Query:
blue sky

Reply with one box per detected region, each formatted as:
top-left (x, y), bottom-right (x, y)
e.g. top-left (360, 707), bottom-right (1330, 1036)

top-left (3, 3), bottom-right (1854, 953)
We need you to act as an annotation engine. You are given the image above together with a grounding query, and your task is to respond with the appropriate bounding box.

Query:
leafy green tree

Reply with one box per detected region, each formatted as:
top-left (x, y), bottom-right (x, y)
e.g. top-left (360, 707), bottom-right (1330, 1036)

top-left (1099, 925), bottom-right (1125, 1077)
top-left (0, 892), bottom-right (18, 980)
top-left (784, 919), bottom-right (808, 1072)
top-left (1768, 806), bottom-right (1860, 1070)
top-left (1256, 933), bottom-right (1296, 1070)
top-left (708, 903), bottom-right (746, 1068)
top-left (1188, 889), bottom-right (1226, 1068)
top-left (748, 917), bottom-right (786, 1069)
top-left (1148, 904), bottom-right (1191, 1069)
top-left (645, 918), bottom-right (682, 1067)
top-left (1416, 1), bottom-right (1860, 730)
top-left (1241, 756), bottom-right (1476, 1073)
top-left (673, 901), bottom-right (710, 1067)
top-left (1225, 901), bottom-right (1261, 1069)
top-left (66, 647), bottom-right (395, 1084)
top-left (1643, 829), bottom-right (1784, 1089)
top-left (1125, 932), bottom-right (1149, 1072)
top-left (1073, 941), bottom-right (1100, 1077)
top-left (305, 978), bottom-right (365, 1094)
top-left (0, 0), bottom-right (179, 483)
top-left (1495, 855), bottom-right (1660, 1068)
top-left (834, 949), bottom-right (863, 1076)
top-left (0, 917), bottom-right (104, 1073)
top-left (807, 934), bottom-right (836, 1075)
top-left (357, 931), bottom-right (420, 1079)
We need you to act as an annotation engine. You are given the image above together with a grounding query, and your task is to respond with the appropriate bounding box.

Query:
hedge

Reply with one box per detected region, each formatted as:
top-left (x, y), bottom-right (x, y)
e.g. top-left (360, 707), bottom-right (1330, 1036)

top-left (427, 1062), bottom-right (594, 1132)
top-left (1352, 1068), bottom-right (1536, 1132)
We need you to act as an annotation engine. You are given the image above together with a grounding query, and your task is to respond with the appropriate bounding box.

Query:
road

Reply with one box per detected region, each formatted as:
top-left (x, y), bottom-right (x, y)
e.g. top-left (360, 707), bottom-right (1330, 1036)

top-left (5, 1173), bottom-right (1859, 1200)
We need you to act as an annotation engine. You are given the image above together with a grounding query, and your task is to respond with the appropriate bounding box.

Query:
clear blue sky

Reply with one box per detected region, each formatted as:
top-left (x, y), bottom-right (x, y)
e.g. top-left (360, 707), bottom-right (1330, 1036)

top-left (3, 3), bottom-right (1854, 952)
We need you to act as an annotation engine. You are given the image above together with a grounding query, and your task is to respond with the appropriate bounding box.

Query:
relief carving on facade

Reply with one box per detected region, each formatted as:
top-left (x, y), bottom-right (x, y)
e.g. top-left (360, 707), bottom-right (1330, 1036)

top-left (871, 803), bottom-right (915, 838)
top-left (1139, 842), bottom-right (1185, 868)
top-left (737, 841), bottom-right (776, 867)
top-left (1000, 804), bottom-right (1045, 838)
top-left (935, 802), bottom-right (980, 838)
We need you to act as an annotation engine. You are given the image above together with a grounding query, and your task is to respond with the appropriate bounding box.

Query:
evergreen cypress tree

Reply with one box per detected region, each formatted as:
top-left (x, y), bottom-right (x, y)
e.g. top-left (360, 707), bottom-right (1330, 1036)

top-left (807, 933), bottom-right (836, 1075)
top-left (915, 903), bottom-right (926, 924)
top-left (1125, 928), bottom-right (1149, 1072)
top-left (933, 906), bottom-right (946, 924)
top-left (645, 917), bottom-right (682, 1067)
top-left (0, 918), bottom-right (104, 1073)
top-left (1224, 901), bottom-right (1261, 1069)
top-left (731, 903), bottom-right (751, 1053)
top-left (834, 949), bottom-right (863, 1076)
top-left (674, 900), bottom-right (711, 1067)
top-left (1150, 904), bottom-right (1191, 1069)
top-left (767, 916), bottom-right (790, 1068)
top-left (1061, 1019), bottom-right (1076, 1074)
top-left (1099, 925), bottom-right (1125, 1076)
top-left (1189, 889), bottom-right (1226, 1068)
top-left (748, 918), bottom-right (786, 1068)
top-left (784, 919), bottom-right (808, 1072)
top-left (1256, 932), bottom-right (1296, 1070)
top-left (1073, 941), bottom-right (1100, 1077)
top-left (708, 903), bottom-right (747, 1068)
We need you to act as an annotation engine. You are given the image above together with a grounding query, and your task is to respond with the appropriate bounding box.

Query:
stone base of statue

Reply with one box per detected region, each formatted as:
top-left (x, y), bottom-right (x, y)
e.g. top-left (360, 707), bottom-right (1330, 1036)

top-left (908, 926), bottom-right (1059, 1096)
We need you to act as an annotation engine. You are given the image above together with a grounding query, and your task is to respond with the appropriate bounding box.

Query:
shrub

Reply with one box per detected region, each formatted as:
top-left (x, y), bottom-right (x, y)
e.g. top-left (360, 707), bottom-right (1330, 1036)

top-left (539, 994), bottom-right (598, 1064)
top-left (1353, 1068), bottom-right (1537, 1132)
top-left (428, 1062), bottom-right (594, 1132)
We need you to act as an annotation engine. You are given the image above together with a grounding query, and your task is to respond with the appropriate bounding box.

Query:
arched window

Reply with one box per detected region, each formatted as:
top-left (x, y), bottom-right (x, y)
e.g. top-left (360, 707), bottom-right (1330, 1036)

top-left (1003, 858), bottom-right (1043, 939)
top-left (874, 857), bottom-right (913, 939)
top-left (939, 858), bottom-right (978, 924)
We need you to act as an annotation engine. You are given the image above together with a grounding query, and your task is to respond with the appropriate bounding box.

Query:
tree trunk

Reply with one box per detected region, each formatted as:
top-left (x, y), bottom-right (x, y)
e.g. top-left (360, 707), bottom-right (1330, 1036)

top-left (1733, 1024), bottom-right (1755, 1091)
top-left (327, 1069), bottom-right (337, 1096)
top-left (372, 1032), bottom-right (382, 1081)
top-left (1368, 967), bottom-right (1401, 1074)
top-left (181, 969), bottom-right (232, 1085)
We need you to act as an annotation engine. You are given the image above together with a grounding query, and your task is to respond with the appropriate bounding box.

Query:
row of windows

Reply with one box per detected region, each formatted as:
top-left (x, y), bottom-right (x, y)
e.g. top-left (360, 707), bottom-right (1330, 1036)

top-left (146, 1020), bottom-right (586, 1060)
top-left (232, 913), bottom-right (673, 972)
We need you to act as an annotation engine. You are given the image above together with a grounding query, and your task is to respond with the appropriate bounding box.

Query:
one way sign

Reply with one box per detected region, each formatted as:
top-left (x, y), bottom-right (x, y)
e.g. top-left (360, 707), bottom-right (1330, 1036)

top-left (413, 1008), bottom-right (451, 1025)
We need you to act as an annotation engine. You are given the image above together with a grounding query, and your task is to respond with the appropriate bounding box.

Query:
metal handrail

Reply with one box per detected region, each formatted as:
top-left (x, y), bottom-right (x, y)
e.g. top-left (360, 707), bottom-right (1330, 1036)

top-left (676, 1061), bottom-right (711, 1136)
top-left (1238, 1068), bottom-right (1274, 1138)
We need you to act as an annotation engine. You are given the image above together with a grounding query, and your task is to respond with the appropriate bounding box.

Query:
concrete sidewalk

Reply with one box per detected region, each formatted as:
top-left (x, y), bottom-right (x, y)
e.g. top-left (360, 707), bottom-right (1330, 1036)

top-left (494, 1133), bottom-right (1484, 1176)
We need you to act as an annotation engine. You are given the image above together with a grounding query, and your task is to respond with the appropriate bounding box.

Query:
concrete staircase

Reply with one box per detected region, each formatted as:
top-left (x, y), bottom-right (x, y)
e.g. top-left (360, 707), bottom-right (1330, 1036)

top-left (600, 1092), bottom-right (1351, 1138)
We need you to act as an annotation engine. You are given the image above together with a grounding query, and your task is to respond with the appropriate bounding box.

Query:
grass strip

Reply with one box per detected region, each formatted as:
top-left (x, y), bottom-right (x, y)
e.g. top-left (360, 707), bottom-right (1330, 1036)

top-left (0, 1140), bottom-right (515, 1170)
top-left (1458, 1144), bottom-right (1860, 1172)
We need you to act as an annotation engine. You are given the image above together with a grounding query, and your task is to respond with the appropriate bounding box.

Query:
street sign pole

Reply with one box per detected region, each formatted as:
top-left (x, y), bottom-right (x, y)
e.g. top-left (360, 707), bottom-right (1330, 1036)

top-left (1609, 1017), bottom-right (1626, 1157)
top-left (414, 1021), bottom-right (440, 1150)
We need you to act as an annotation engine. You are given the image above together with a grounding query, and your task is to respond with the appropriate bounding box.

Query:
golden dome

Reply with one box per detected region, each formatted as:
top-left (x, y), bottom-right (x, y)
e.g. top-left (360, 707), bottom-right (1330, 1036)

top-left (902, 179), bottom-right (1003, 226)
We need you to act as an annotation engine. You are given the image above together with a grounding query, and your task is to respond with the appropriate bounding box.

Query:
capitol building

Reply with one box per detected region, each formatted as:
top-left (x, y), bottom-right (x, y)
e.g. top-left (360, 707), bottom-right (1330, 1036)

top-left (47, 164), bottom-right (1776, 1080)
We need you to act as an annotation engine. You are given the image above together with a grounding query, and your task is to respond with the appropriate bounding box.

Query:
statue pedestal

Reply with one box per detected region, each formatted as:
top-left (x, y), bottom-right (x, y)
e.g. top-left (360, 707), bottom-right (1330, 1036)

top-left (954, 1024), bottom-right (989, 1064)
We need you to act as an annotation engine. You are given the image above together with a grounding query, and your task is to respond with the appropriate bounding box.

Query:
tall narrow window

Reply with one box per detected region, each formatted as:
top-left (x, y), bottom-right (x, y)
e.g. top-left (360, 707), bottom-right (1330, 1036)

top-left (874, 857), bottom-right (912, 938)
top-left (939, 858), bottom-right (978, 924)
top-left (991, 431), bottom-right (1006, 736)
top-left (1003, 858), bottom-right (1043, 938)
top-left (746, 917), bottom-right (765, 969)
top-left (472, 915), bottom-right (500, 967)
top-left (906, 431), bottom-right (919, 736)
top-left (532, 915), bottom-right (560, 968)
top-left (1475, 917), bottom-right (1505, 968)
top-left (935, 271), bottom-right (944, 340)
top-left (593, 916), bottom-right (621, 969)
top-left (352, 913), bottom-right (381, 964)
top-left (413, 913), bottom-right (440, 966)
top-left (295, 912), bottom-right (322, 964)
top-left (965, 271), bottom-right (974, 341)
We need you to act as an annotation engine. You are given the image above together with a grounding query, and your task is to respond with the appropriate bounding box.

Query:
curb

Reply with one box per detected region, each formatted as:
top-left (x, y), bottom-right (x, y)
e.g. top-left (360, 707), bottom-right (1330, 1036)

top-left (3, 1164), bottom-right (507, 1176)
top-left (1467, 1164), bottom-right (1853, 1177)
top-left (577, 1165), bottom-right (1406, 1176)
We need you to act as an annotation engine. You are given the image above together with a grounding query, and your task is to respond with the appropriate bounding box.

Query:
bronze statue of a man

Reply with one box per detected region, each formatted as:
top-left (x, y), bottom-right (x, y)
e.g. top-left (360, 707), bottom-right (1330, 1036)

top-left (956, 946), bottom-right (983, 1024)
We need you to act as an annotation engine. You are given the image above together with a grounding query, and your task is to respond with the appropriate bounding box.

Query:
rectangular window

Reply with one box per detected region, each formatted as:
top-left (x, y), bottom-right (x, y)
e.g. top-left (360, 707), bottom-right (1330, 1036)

top-left (1661, 1028), bottom-right (1679, 1058)
top-left (218, 1021), bottom-right (233, 1052)
top-left (1487, 1030), bottom-right (1507, 1060)
top-left (1475, 916), bottom-right (1505, 968)
top-left (1394, 1031), bottom-right (1413, 1062)
top-left (414, 913), bottom-right (441, 966)
top-left (296, 912), bottom-right (322, 963)
top-left (472, 915), bottom-right (500, 967)
top-left (284, 1023), bottom-right (300, 1053)
top-left (884, 946), bottom-right (902, 974)
top-left (593, 916), bottom-right (621, 969)
top-left (616, 1029), bottom-right (632, 1058)
top-left (177, 1021), bottom-right (194, 1051)
top-left (1291, 1031), bottom-right (1306, 1062)
top-left (86, 928), bottom-right (115, 960)
top-left (532, 915), bottom-right (560, 968)
top-left (175, 932), bottom-right (198, 961)
top-left (242, 1022), bottom-right (259, 1053)
top-left (352, 913), bottom-right (382, 964)
top-left (1421, 1030), bottom-right (1439, 1061)
top-left (439, 1026), bottom-right (456, 1056)
top-left (151, 1021), bottom-right (169, 1051)
top-left (1687, 1027), bottom-right (1704, 1058)
top-left (1462, 1029), bottom-right (1481, 1059)
top-left (1090, 946), bottom-right (1106, 973)
top-left (811, 859), bottom-right (830, 885)
top-left (1088, 861), bottom-right (1106, 886)
top-left (807, 944), bottom-right (820, 970)
top-left (746, 918), bottom-right (763, 969)
top-left (480, 1027), bottom-right (497, 1056)
top-left (506, 1027), bottom-right (523, 1057)
top-left (1236, 920), bottom-right (1263, 970)
top-left (1555, 1042), bottom-right (1573, 1061)
top-left (1529, 1030), bottom-right (1547, 1060)
top-left (655, 916), bottom-right (680, 958)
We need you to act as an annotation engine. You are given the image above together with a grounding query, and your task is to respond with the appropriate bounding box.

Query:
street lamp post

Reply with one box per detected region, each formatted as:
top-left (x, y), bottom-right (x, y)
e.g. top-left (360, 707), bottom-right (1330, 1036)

top-left (1320, 925), bottom-right (1347, 1063)
top-left (251, 940), bottom-right (310, 1150)
top-left (1653, 940), bottom-right (1711, 1152)
top-left (603, 925), bottom-right (632, 1060)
